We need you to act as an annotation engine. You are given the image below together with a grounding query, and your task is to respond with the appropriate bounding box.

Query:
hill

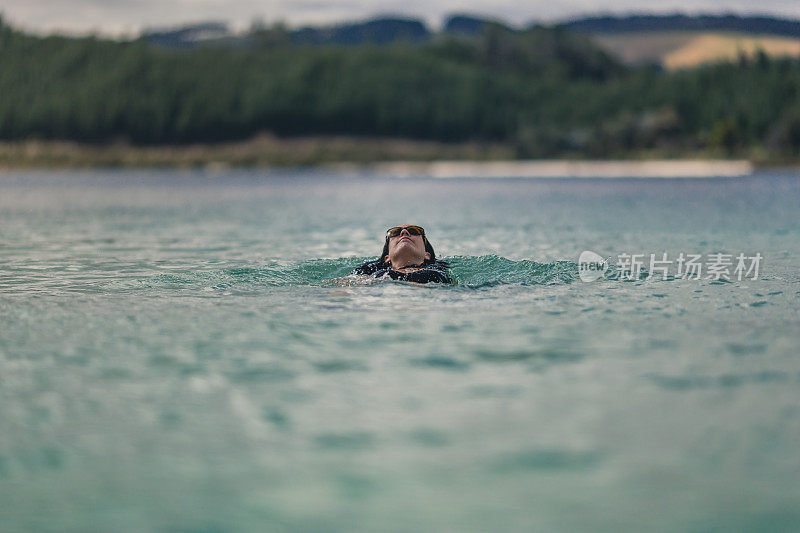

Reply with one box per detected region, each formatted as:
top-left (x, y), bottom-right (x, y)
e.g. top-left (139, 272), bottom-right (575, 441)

top-left (144, 17), bottom-right (432, 48)
top-left (0, 17), bottom-right (621, 145)
top-left (289, 17), bottom-right (430, 45)
top-left (591, 31), bottom-right (800, 69)
top-left (563, 13), bottom-right (800, 38)
top-left (561, 13), bottom-right (800, 68)
top-left (2, 15), bottom-right (800, 163)
top-left (138, 14), bottom-right (800, 71)
top-left (142, 22), bottom-right (233, 48)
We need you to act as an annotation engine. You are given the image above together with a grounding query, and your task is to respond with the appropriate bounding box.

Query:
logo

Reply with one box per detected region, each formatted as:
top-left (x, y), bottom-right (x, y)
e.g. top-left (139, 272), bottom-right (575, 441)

top-left (577, 250), bottom-right (762, 282)
top-left (578, 250), bottom-right (610, 282)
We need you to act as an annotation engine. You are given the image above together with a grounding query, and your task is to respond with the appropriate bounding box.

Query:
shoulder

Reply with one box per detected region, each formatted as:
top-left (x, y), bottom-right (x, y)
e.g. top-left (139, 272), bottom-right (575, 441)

top-left (428, 261), bottom-right (453, 283)
top-left (402, 261), bottom-right (453, 284)
top-left (352, 259), bottom-right (385, 275)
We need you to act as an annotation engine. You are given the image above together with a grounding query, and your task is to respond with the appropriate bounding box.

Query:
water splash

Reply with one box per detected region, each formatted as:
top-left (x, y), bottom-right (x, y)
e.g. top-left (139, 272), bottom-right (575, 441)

top-left (143, 255), bottom-right (579, 291)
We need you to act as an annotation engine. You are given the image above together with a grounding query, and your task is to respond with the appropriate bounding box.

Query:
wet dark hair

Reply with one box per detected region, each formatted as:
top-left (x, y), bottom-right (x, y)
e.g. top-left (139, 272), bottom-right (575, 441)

top-left (379, 234), bottom-right (437, 265)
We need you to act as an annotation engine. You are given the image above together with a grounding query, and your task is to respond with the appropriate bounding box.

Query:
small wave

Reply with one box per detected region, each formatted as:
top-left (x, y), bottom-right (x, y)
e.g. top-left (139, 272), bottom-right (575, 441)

top-left (447, 255), bottom-right (578, 287)
top-left (224, 259), bottom-right (363, 286)
top-left (144, 258), bottom-right (362, 290)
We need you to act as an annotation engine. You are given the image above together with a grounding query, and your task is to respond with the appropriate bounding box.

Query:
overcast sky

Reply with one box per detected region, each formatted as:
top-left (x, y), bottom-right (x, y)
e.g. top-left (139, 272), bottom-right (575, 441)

top-left (3, 0), bottom-right (800, 36)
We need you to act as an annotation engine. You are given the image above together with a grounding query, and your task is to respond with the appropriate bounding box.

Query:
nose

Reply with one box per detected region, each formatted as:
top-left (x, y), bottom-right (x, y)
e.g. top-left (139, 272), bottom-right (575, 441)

top-left (400, 228), bottom-right (411, 236)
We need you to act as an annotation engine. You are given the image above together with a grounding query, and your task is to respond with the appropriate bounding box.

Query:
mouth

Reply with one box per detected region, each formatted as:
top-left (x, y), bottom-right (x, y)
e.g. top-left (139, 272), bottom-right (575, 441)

top-left (398, 236), bottom-right (413, 243)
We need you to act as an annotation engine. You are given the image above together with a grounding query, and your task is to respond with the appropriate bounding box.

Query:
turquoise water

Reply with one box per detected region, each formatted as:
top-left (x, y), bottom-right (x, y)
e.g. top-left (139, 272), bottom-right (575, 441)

top-left (0, 169), bottom-right (799, 532)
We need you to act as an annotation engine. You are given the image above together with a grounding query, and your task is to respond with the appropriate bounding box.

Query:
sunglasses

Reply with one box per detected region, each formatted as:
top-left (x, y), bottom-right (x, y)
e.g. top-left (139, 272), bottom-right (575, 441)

top-left (386, 225), bottom-right (425, 238)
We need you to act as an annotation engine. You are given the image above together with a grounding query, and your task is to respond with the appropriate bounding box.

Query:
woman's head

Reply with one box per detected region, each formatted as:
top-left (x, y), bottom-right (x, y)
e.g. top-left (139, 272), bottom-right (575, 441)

top-left (379, 225), bottom-right (436, 267)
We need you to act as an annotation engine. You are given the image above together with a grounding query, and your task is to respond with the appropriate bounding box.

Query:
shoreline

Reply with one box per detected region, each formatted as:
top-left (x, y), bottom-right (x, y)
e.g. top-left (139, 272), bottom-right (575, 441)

top-left (335, 159), bottom-right (755, 178)
top-left (0, 135), bottom-right (515, 170)
top-left (0, 136), bottom-right (791, 177)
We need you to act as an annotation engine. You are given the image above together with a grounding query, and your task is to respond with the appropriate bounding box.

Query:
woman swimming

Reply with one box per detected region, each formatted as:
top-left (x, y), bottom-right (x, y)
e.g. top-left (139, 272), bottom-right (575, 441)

top-left (352, 225), bottom-right (452, 284)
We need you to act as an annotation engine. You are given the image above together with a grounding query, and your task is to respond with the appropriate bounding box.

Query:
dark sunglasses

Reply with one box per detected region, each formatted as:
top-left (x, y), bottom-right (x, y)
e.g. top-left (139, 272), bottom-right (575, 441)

top-left (386, 225), bottom-right (425, 238)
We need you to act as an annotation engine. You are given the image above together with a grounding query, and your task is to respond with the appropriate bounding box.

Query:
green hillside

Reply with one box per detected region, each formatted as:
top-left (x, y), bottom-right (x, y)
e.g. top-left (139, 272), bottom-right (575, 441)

top-left (2, 17), bottom-right (800, 162)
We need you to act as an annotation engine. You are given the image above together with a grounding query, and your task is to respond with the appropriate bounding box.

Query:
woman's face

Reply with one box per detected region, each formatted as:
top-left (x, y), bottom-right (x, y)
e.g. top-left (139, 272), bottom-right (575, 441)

top-left (386, 225), bottom-right (429, 264)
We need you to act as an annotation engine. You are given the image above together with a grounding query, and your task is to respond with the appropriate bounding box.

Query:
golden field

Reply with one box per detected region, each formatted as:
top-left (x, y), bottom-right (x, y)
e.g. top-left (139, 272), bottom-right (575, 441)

top-left (591, 31), bottom-right (800, 69)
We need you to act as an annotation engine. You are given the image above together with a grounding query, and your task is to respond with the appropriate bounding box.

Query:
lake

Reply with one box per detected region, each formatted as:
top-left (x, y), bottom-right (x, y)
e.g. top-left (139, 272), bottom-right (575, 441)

top-left (0, 169), bottom-right (798, 532)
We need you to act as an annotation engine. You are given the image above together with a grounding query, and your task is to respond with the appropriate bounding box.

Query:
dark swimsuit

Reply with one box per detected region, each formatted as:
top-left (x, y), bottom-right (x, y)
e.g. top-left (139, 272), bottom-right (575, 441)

top-left (352, 259), bottom-right (453, 284)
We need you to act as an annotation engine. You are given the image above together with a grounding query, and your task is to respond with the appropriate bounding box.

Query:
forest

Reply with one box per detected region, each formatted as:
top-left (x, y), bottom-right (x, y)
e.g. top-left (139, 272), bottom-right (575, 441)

top-left (2, 15), bottom-right (800, 161)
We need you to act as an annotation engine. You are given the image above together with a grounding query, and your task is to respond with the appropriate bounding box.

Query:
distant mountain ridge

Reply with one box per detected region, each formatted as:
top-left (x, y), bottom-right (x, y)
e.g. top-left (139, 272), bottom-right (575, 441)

top-left (290, 17), bottom-right (429, 45)
top-left (442, 15), bottom-right (496, 36)
top-left (140, 13), bottom-right (800, 48)
top-left (142, 17), bottom-right (433, 48)
top-left (142, 22), bottom-right (233, 47)
top-left (564, 14), bottom-right (800, 38)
